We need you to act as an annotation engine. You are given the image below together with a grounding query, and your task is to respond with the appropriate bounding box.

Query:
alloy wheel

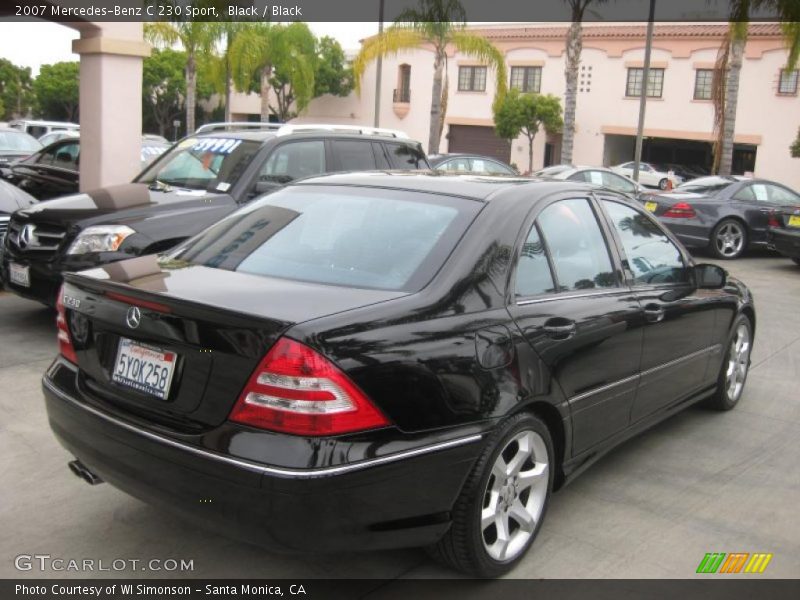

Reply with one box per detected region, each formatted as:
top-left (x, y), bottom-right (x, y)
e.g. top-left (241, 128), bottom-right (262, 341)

top-left (726, 322), bottom-right (751, 402)
top-left (715, 222), bottom-right (745, 258)
top-left (481, 430), bottom-right (549, 562)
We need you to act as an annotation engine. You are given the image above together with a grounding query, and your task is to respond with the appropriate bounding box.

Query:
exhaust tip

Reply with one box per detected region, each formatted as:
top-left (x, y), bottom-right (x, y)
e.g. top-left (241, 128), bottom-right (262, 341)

top-left (68, 459), bottom-right (104, 485)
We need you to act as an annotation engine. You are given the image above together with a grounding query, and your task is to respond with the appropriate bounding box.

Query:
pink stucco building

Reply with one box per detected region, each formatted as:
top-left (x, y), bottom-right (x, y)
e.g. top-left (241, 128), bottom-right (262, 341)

top-left (253, 23), bottom-right (799, 187)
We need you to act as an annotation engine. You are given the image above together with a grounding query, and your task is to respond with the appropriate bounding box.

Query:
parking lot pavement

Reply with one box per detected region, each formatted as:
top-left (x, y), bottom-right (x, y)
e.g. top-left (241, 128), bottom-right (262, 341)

top-left (1, 254), bottom-right (799, 581)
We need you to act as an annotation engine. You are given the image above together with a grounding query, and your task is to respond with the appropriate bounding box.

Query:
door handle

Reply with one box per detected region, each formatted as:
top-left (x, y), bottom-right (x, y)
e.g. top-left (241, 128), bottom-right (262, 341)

top-left (643, 304), bottom-right (665, 323)
top-left (543, 319), bottom-right (577, 340)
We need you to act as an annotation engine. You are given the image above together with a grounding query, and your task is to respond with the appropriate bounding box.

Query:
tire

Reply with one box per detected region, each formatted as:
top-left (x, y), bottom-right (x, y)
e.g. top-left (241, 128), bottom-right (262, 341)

top-left (429, 413), bottom-right (553, 577)
top-left (710, 218), bottom-right (748, 259)
top-left (658, 178), bottom-right (669, 190)
top-left (705, 314), bottom-right (753, 411)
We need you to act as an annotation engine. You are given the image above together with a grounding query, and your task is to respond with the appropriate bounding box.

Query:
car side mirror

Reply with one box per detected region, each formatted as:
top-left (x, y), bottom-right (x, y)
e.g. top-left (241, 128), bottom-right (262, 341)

top-left (694, 263), bottom-right (726, 289)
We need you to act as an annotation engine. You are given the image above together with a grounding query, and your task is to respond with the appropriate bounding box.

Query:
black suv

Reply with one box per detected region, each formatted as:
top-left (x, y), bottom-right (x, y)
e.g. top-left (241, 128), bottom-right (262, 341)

top-left (1, 126), bottom-right (428, 305)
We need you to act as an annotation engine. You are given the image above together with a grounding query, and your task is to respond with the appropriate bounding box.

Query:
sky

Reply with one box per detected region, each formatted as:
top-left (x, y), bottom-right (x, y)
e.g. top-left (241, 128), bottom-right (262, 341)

top-left (0, 21), bottom-right (381, 75)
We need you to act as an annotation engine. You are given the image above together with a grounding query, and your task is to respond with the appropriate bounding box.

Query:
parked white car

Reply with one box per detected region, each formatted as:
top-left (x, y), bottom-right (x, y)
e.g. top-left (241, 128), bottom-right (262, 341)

top-left (610, 161), bottom-right (684, 190)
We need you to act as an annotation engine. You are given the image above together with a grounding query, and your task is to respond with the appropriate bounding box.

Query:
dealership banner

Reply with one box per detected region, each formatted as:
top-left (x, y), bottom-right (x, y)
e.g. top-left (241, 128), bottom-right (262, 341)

top-left (4, 580), bottom-right (800, 599)
top-left (2, 0), bottom-right (792, 23)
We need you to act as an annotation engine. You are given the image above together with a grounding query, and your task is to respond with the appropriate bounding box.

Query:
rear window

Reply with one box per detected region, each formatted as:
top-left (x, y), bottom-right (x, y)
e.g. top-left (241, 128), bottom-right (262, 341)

top-left (386, 143), bottom-right (428, 169)
top-left (0, 131), bottom-right (41, 152)
top-left (171, 185), bottom-right (481, 291)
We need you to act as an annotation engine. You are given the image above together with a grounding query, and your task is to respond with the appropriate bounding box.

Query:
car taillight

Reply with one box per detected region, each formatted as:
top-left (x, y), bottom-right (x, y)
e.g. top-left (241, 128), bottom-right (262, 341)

top-left (56, 284), bottom-right (77, 364)
top-left (229, 337), bottom-right (390, 436)
top-left (767, 212), bottom-right (781, 228)
top-left (663, 202), bottom-right (696, 218)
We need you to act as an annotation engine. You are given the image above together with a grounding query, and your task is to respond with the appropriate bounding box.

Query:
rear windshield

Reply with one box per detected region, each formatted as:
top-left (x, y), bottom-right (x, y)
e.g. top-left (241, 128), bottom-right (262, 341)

top-left (0, 131), bottom-right (41, 152)
top-left (170, 185), bottom-right (481, 291)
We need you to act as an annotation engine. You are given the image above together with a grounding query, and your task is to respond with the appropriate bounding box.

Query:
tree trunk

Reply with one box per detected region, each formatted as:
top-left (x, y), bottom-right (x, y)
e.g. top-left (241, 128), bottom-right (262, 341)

top-left (428, 49), bottom-right (445, 155)
top-left (260, 66), bottom-right (271, 122)
top-left (224, 57), bottom-right (232, 122)
top-left (528, 133), bottom-right (535, 173)
top-left (561, 21), bottom-right (582, 165)
top-left (718, 36), bottom-right (745, 176)
top-left (186, 54), bottom-right (197, 134)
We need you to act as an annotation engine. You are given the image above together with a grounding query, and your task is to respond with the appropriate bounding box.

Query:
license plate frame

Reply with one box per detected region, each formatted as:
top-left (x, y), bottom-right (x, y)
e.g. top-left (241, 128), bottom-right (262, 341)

top-left (112, 338), bottom-right (177, 400)
top-left (9, 262), bottom-right (30, 287)
top-left (644, 201), bottom-right (658, 213)
top-left (788, 215), bottom-right (800, 228)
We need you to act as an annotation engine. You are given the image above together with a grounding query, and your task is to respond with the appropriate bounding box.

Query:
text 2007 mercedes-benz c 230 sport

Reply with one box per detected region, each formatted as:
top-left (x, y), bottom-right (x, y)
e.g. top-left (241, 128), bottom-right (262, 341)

top-left (43, 172), bottom-right (755, 577)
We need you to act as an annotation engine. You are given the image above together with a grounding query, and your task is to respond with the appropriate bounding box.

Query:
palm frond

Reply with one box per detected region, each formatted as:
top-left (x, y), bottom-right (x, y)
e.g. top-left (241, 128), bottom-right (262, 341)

top-left (352, 27), bottom-right (426, 94)
top-left (144, 22), bottom-right (179, 47)
top-left (451, 31), bottom-right (508, 102)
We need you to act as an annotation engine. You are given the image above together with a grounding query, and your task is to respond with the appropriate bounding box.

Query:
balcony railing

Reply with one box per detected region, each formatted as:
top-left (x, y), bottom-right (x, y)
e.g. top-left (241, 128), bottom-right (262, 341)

top-left (393, 88), bottom-right (411, 103)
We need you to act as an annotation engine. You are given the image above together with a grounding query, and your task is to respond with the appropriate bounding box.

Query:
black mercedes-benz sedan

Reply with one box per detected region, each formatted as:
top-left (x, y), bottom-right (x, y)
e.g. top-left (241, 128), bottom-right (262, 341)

top-left (43, 172), bottom-right (755, 577)
top-left (768, 205), bottom-right (800, 265)
top-left (640, 177), bottom-right (800, 259)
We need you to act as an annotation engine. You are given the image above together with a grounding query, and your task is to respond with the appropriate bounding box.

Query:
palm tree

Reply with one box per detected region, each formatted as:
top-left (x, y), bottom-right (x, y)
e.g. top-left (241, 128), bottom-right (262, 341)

top-left (714, 0), bottom-right (800, 175)
top-left (230, 23), bottom-right (276, 122)
top-left (561, 1), bottom-right (606, 166)
top-left (145, 22), bottom-right (218, 134)
top-left (353, 0), bottom-right (507, 155)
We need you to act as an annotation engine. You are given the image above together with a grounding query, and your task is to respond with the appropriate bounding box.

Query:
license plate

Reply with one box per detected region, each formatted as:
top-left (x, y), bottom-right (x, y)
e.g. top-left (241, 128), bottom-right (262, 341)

top-left (112, 338), bottom-right (177, 400)
top-left (644, 201), bottom-right (658, 213)
top-left (9, 262), bottom-right (30, 287)
top-left (788, 215), bottom-right (800, 228)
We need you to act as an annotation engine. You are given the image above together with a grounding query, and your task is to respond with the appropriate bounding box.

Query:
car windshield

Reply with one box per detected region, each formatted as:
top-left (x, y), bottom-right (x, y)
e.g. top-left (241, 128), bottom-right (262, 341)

top-left (0, 131), bottom-right (41, 152)
top-left (169, 185), bottom-right (482, 292)
top-left (136, 136), bottom-right (261, 191)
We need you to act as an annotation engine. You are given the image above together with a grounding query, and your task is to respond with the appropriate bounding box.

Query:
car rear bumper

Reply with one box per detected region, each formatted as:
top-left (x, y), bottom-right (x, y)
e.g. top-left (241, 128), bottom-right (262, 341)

top-left (768, 228), bottom-right (800, 259)
top-left (43, 358), bottom-right (485, 553)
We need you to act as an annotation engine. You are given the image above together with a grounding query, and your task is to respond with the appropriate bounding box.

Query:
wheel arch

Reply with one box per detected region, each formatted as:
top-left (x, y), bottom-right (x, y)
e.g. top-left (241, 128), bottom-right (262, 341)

top-left (517, 401), bottom-right (566, 490)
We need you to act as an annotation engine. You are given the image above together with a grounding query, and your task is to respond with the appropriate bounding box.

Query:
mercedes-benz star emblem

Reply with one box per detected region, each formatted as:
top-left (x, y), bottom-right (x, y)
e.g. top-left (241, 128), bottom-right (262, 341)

top-left (126, 306), bottom-right (142, 329)
top-left (18, 224), bottom-right (35, 249)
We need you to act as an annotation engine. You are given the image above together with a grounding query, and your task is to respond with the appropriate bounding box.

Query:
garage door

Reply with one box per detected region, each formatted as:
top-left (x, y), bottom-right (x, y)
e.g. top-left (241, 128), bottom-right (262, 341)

top-left (448, 125), bottom-right (511, 164)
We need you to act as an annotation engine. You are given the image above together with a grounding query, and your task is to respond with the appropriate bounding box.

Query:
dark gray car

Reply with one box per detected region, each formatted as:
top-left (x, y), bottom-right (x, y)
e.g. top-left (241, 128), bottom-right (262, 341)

top-left (640, 178), bottom-right (800, 259)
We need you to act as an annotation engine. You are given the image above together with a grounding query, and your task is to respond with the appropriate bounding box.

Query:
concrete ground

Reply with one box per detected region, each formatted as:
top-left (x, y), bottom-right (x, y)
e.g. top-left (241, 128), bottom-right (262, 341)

top-left (1, 253), bottom-right (799, 580)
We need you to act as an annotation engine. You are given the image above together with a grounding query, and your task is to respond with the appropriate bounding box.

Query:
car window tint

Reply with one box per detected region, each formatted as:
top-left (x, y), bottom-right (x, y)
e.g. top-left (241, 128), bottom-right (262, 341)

top-left (537, 199), bottom-right (617, 291)
top-left (372, 142), bottom-right (391, 169)
top-left (52, 142), bottom-right (79, 169)
top-left (386, 143), bottom-right (427, 169)
top-left (733, 185), bottom-right (755, 201)
top-left (586, 170), bottom-right (605, 186)
top-left (516, 223), bottom-right (555, 297)
top-left (766, 184), bottom-right (800, 206)
top-left (261, 140), bottom-right (325, 183)
top-left (602, 200), bottom-right (689, 285)
top-left (173, 186), bottom-right (480, 292)
top-left (333, 140), bottom-right (377, 171)
top-left (440, 157), bottom-right (471, 172)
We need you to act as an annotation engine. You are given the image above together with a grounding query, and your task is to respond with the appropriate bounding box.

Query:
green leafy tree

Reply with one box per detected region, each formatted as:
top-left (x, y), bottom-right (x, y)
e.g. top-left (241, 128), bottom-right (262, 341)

top-left (33, 62), bottom-right (79, 121)
top-left (314, 36), bottom-right (354, 98)
top-left (230, 22), bottom-right (279, 122)
top-left (143, 48), bottom-right (187, 137)
top-left (353, 0), bottom-right (507, 154)
top-left (145, 22), bottom-right (219, 133)
top-left (791, 128), bottom-right (800, 158)
top-left (494, 89), bottom-right (563, 173)
top-left (0, 59), bottom-right (34, 120)
top-left (267, 23), bottom-right (317, 122)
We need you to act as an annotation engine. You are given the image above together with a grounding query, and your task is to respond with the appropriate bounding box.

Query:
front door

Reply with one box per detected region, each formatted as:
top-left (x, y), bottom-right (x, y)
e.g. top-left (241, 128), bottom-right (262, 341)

top-left (599, 198), bottom-right (718, 423)
top-left (508, 196), bottom-right (644, 454)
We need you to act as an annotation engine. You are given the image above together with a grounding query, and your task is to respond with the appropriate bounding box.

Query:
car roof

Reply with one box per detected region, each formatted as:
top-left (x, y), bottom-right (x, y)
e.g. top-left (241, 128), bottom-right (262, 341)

top-left (291, 171), bottom-right (599, 202)
top-left (190, 130), bottom-right (423, 145)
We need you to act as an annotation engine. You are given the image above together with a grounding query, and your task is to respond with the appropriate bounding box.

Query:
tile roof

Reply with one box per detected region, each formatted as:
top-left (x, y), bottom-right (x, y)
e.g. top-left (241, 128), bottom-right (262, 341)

top-left (470, 23), bottom-right (783, 41)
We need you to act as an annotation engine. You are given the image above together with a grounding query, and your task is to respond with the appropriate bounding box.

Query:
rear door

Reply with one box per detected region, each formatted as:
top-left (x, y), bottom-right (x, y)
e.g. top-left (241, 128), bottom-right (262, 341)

top-left (507, 195), bottom-right (644, 454)
top-left (598, 198), bottom-right (718, 422)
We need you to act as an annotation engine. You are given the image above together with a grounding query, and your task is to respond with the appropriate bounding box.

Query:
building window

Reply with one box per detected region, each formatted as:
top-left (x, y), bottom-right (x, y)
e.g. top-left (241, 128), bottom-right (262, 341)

top-left (458, 66), bottom-right (487, 92)
top-left (694, 69), bottom-right (714, 100)
top-left (778, 69), bottom-right (799, 95)
top-left (394, 64), bottom-right (411, 103)
top-left (626, 67), bottom-right (664, 98)
top-left (510, 66), bottom-right (542, 93)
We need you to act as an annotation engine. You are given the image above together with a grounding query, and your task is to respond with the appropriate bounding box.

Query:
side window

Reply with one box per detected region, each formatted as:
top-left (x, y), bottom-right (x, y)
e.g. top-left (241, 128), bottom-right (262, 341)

top-left (372, 142), bottom-right (391, 169)
top-left (602, 200), bottom-right (689, 285)
top-left (484, 161), bottom-right (515, 175)
top-left (603, 172), bottom-right (636, 193)
top-left (260, 140), bottom-right (325, 183)
top-left (386, 143), bottom-right (427, 169)
top-left (733, 185), bottom-right (755, 201)
top-left (52, 142), bottom-right (79, 170)
top-left (516, 223), bottom-right (556, 297)
top-left (537, 199), bottom-right (618, 291)
top-left (332, 140), bottom-right (377, 171)
top-left (585, 170), bottom-right (605, 186)
top-left (439, 157), bottom-right (471, 172)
